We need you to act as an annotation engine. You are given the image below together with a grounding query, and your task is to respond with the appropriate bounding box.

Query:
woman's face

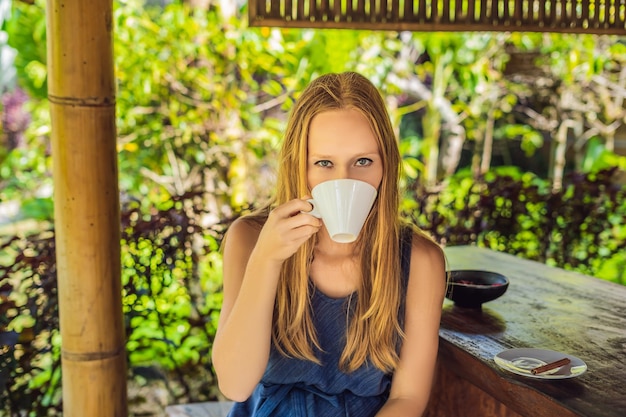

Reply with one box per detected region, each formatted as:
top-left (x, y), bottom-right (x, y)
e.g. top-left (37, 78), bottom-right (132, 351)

top-left (307, 108), bottom-right (383, 191)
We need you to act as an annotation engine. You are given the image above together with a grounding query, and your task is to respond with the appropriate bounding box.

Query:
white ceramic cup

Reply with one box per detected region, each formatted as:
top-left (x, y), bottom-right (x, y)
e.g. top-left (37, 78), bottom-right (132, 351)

top-left (306, 179), bottom-right (378, 243)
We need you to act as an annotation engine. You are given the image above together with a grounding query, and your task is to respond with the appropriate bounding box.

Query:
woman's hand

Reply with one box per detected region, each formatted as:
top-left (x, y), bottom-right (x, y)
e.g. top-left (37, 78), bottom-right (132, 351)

top-left (254, 198), bottom-right (322, 264)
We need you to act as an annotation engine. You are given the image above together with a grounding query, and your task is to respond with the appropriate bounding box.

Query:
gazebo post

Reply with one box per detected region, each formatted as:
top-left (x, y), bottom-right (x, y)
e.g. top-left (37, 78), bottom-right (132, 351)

top-left (46, 1), bottom-right (127, 416)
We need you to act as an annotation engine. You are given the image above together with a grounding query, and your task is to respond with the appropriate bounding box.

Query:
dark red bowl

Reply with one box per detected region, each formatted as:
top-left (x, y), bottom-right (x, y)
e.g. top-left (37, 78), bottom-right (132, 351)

top-left (445, 270), bottom-right (509, 308)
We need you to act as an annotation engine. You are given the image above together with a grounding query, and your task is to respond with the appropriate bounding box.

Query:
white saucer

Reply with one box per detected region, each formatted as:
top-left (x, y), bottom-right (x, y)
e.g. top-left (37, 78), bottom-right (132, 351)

top-left (494, 348), bottom-right (587, 379)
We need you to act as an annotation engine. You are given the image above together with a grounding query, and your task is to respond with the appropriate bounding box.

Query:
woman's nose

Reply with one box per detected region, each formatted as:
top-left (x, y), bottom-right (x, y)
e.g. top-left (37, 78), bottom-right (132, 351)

top-left (332, 166), bottom-right (350, 180)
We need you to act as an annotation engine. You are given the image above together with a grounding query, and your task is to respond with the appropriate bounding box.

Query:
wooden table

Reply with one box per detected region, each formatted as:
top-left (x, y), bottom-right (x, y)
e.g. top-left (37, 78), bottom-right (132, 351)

top-left (425, 245), bottom-right (626, 417)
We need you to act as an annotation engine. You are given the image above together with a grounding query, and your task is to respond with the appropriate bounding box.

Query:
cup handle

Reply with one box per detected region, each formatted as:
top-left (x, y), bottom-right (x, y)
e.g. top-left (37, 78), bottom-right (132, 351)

top-left (303, 198), bottom-right (322, 218)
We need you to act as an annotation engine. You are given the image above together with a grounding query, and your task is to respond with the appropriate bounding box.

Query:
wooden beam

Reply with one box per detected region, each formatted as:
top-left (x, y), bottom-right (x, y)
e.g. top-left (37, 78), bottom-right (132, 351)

top-left (248, 0), bottom-right (626, 35)
top-left (46, 1), bottom-right (127, 416)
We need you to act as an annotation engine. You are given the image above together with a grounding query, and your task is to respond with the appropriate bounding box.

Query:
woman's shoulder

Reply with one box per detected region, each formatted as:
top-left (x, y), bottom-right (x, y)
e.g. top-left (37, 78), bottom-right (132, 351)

top-left (223, 214), bottom-right (267, 249)
top-left (403, 224), bottom-right (445, 269)
top-left (403, 225), bottom-right (447, 296)
top-left (231, 213), bottom-right (266, 232)
top-left (400, 223), bottom-right (441, 250)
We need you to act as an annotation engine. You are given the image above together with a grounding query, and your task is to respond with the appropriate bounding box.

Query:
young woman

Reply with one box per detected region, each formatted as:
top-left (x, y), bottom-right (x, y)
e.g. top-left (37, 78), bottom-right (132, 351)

top-left (212, 72), bottom-right (446, 417)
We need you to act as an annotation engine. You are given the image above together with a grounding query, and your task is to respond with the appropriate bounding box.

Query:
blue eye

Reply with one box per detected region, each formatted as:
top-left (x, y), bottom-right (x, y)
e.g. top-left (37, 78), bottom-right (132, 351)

top-left (356, 158), bottom-right (373, 167)
top-left (315, 160), bottom-right (333, 168)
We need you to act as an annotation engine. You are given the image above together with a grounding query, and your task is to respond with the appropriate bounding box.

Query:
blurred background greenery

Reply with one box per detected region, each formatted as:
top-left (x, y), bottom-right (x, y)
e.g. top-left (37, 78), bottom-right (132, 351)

top-left (1, 0), bottom-right (625, 415)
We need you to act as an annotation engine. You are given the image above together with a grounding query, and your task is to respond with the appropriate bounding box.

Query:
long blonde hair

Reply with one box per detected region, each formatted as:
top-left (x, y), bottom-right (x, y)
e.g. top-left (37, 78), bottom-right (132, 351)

top-left (253, 72), bottom-right (403, 373)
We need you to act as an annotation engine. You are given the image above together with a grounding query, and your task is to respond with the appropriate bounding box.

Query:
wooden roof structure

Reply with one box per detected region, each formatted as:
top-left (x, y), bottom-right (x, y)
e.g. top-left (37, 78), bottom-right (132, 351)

top-left (46, 1), bottom-right (624, 417)
top-left (249, 0), bottom-right (626, 35)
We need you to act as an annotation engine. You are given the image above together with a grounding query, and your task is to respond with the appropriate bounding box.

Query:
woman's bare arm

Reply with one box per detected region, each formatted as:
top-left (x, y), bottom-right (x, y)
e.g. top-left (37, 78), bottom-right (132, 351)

top-left (376, 234), bottom-right (446, 417)
top-left (211, 199), bottom-right (321, 401)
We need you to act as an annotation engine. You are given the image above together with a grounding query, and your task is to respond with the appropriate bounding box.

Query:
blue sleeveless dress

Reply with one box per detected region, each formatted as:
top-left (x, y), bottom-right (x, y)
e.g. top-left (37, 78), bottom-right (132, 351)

top-left (226, 229), bottom-right (412, 417)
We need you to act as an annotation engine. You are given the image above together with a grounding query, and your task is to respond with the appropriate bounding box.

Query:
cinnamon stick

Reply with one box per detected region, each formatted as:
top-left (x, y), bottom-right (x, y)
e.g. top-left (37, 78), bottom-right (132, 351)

top-left (531, 357), bottom-right (571, 375)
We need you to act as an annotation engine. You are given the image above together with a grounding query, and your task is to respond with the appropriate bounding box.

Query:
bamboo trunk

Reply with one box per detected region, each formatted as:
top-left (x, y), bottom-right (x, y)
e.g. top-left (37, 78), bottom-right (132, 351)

top-left (46, 1), bottom-right (127, 416)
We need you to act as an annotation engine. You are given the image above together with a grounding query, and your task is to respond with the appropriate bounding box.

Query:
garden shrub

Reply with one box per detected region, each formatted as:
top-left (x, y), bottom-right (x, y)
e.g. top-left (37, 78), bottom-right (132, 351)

top-left (404, 167), bottom-right (626, 285)
top-left (0, 191), bottom-right (232, 415)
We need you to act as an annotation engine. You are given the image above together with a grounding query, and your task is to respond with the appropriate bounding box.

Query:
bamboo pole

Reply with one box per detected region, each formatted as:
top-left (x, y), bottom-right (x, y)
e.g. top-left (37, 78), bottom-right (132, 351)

top-left (46, 1), bottom-right (127, 416)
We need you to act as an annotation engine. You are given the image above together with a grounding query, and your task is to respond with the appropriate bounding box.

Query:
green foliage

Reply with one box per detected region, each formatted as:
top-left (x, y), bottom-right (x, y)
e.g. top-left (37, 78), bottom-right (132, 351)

top-left (119, 192), bottom-right (227, 402)
top-left (113, 0), bottom-right (344, 214)
top-left (0, 94), bottom-right (53, 222)
top-left (583, 137), bottom-right (626, 172)
top-left (0, 193), bottom-right (231, 415)
top-left (3, 0), bottom-right (47, 99)
top-left (403, 167), bottom-right (626, 285)
top-left (1, 0), bottom-right (52, 222)
top-left (0, 231), bottom-right (63, 416)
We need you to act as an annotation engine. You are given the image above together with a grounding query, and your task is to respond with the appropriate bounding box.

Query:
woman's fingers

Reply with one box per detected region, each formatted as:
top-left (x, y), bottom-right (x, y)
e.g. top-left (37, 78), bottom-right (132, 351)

top-left (270, 198), bottom-right (313, 218)
top-left (255, 199), bottom-right (321, 262)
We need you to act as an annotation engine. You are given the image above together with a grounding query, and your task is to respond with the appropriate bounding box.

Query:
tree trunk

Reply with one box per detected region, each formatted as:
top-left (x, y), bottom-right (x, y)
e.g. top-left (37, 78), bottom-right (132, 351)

top-left (46, 1), bottom-right (127, 416)
top-left (481, 108), bottom-right (496, 175)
